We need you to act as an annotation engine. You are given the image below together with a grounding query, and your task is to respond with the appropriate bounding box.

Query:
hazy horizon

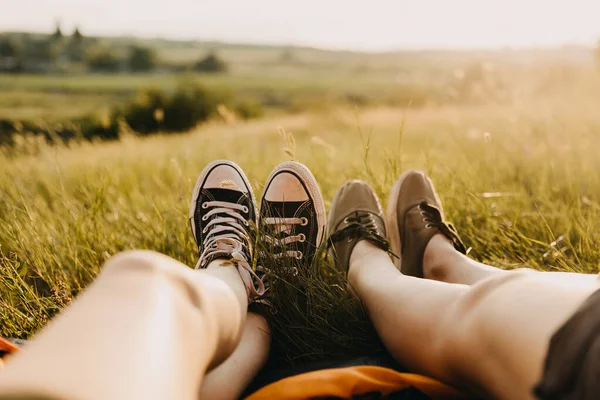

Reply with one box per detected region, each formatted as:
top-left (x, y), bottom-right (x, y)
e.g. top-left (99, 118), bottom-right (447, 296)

top-left (2, 0), bottom-right (600, 51)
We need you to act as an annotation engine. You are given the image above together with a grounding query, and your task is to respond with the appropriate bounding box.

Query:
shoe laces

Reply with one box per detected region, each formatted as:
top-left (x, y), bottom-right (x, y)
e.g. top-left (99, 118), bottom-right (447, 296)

top-left (328, 211), bottom-right (394, 255)
top-left (263, 216), bottom-right (308, 261)
top-left (198, 200), bottom-right (266, 300)
top-left (417, 201), bottom-right (467, 254)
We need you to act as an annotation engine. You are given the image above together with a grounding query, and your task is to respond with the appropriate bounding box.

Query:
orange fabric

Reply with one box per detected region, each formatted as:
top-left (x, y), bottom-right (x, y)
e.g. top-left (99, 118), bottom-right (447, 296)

top-left (0, 337), bottom-right (18, 355)
top-left (0, 337), bottom-right (472, 399)
top-left (246, 366), bottom-right (473, 400)
top-left (0, 337), bottom-right (19, 370)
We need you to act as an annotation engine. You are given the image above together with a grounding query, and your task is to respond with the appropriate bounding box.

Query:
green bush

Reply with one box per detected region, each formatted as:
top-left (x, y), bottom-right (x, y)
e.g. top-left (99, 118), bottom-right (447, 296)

top-left (0, 119), bottom-right (16, 145)
top-left (1, 84), bottom-right (239, 148)
top-left (235, 100), bottom-right (264, 120)
top-left (128, 46), bottom-right (158, 73)
top-left (0, 36), bottom-right (21, 58)
top-left (163, 84), bottom-right (218, 131)
top-left (76, 115), bottom-right (118, 141)
top-left (86, 46), bottom-right (121, 72)
top-left (194, 52), bottom-right (228, 73)
top-left (0, 116), bottom-right (118, 148)
top-left (117, 88), bottom-right (167, 134)
top-left (116, 84), bottom-right (218, 133)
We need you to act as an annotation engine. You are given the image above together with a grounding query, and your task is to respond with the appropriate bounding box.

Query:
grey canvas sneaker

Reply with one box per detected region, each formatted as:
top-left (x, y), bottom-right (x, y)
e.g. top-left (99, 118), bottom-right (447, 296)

top-left (386, 170), bottom-right (466, 277)
top-left (189, 160), bottom-right (266, 303)
top-left (327, 180), bottom-right (391, 273)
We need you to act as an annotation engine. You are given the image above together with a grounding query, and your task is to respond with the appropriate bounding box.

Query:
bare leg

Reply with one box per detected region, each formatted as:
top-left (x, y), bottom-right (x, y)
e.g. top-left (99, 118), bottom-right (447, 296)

top-left (199, 312), bottom-right (270, 400)
top-left (0, 250), bottom-right (256, 400)
top-left (424, 234), bottom-right (600, 288)
top-left (349, 240), bottom-right (597, 399)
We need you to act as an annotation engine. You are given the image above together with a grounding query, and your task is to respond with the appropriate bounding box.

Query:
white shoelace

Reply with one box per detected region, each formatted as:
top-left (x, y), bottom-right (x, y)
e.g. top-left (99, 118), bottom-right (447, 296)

top-left (263, 216), bottom-right (308, 260)
top-left (198, 200), bottom-right (266, 300)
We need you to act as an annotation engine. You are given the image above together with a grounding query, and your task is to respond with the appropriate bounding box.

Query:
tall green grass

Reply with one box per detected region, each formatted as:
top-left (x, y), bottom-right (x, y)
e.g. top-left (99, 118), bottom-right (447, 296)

top-left (2, 100), bottom-right (600, 364)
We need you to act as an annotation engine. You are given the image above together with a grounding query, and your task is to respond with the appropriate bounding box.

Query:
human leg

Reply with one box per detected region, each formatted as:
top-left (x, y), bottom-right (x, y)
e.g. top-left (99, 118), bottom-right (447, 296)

top-left (423, 234), bottom-right (599, 288)
top-left (199, 160), bottom-right (327, 400)
top-left (0, 251), bottom-right (250, 400)
top-left (329, 178), bottom-right (597, 399)
top-left (0, 160), bottom-right (271, 400)
top-left (199, 312), bottom-right (270, 400)
top-left (387, 170), bottom-right (599, 288)
top-left (349, 240), bottom-right (595, 399)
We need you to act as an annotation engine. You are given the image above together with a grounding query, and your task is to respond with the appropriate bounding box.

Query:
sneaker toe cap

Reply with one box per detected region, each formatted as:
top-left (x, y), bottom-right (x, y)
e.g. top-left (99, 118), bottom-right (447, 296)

top-left (263, 172), bottom-right (309, 202)
top-left (329, 180), bottom-right (383, 229)
top-left (203, 164), bottom-right (250, 192)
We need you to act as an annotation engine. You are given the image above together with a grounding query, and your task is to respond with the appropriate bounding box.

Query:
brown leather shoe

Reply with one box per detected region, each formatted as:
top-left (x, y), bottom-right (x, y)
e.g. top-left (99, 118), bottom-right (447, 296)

top-left (328, 180), bottom-right (391, 272)
top-left (386, 170), bottom-right (466, 277)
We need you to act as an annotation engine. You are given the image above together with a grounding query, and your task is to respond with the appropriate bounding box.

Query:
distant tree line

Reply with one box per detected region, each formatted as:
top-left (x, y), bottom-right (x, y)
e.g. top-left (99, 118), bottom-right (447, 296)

top-left (0, 22), bottom-right (229, 74)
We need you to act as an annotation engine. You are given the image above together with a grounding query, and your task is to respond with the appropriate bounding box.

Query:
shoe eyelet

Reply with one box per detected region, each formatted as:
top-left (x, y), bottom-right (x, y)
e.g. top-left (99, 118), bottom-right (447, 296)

top-left (295, 252), bottom-right (303, 260)
top-left (300, 217), bottom-right (308, 226)
top-left (243, 220), bottom-right (249, 226)
top-left (298, 233), bottom-right (306, 242)
top-left (202, 202), bottom-right (209, 209)
top-left (242, 205), bottom-right (249, 213)
top-left (343, 217), bottom-right (349, 224)
top-left (202, 215), bottom-right (209, 221)
top-left (417, 204), bottom-right (423, 210)
top-left (347, 238), bottom-right (353, 243)
top-left (420, 211), bottom-right (426, 216)
top-left (202, 227), bottom-right (208, 234)
top-left (425, 223), bottom-right (433, 229)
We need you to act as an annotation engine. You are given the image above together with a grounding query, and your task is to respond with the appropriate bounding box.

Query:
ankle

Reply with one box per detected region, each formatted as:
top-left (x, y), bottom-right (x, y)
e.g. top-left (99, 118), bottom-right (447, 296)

top-left (205, 258), bottom-right (232, 269)
top-left (422, 234), bottom-right (461, 280)
top-left (348, 240), bottom-right (388, 285)
top-left (202, 259), bottom-right (249, 309)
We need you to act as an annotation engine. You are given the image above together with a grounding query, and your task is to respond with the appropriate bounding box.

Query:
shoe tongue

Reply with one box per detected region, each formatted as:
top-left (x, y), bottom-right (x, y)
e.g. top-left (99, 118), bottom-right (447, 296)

top-left (214, 237), bottom-right (242, 251)
top-left (262, 200), bottom-right (305, 216)
top-left (203, 187), bottom-right (246, 204)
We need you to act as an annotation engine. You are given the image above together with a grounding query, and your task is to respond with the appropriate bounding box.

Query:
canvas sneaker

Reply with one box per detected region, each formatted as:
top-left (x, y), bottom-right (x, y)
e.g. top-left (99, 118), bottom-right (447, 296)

top-left (327, 180), bottom-right (392, 273)
top-left (189, 160), bottom-right (266, 303)
top-left (259, 162), bottom-right (326, 274)
top-left (386, 170), bottom-right (466, 277)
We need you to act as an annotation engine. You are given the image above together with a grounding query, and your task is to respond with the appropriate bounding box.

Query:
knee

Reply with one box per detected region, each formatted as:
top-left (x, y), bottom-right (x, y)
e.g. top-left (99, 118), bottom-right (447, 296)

top-left (437, 272), bottom-right (531, 367)
top-left (102, 250), bottom-right (188, 278)
top-left (454, 271), bottom-right (529, 314)
top-left (101, 250), bottom-right (204, 303)
top-left (101, 251), bottom-right (241, 315)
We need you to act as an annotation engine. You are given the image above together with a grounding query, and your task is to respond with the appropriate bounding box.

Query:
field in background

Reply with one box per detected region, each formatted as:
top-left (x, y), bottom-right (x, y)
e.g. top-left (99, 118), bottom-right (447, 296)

top-left (1, 41), bottom-right (598, 122)
top-left (3, 88), bottom-right (600, 364)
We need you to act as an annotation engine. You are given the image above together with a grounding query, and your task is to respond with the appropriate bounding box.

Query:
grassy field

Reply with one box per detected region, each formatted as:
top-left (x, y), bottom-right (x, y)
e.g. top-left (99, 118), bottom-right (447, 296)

top-left (3, 91), bottom-right (600, 365)
top-left (1, 42), bottom-right (596, 122)
top-left (0, 70), bottom-right (430, 122)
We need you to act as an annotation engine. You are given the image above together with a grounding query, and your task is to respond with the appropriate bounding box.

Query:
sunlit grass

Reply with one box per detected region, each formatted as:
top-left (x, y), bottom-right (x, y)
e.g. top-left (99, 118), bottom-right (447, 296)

top-left (2, 98), bottom-right (600, 364)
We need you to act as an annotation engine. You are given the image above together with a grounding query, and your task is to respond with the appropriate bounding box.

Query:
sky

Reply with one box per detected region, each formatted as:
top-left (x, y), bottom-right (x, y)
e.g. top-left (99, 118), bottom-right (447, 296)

top-left (1, 0), bottom-right (599, 51)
